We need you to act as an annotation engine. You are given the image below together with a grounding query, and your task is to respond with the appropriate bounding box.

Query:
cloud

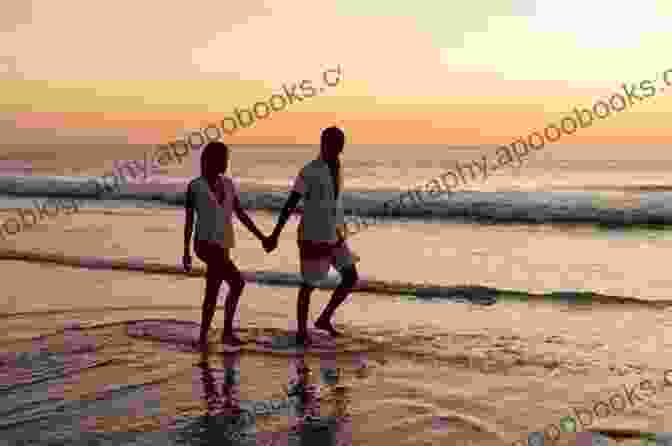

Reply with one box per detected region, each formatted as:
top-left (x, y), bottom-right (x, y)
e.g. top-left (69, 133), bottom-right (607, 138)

top-left (2, 0), bottom-right (670, 129)
top-left (442, 0), bottom-right (672, 85)
top-left (3, 0), bottom-right (535, 89)
top-left (3, 0), bottom-right (272, 80)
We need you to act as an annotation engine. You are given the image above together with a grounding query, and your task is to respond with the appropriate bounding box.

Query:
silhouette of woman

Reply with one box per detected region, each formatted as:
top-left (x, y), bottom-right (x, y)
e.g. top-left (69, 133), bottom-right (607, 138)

top-left (183, 141), bottom-right (270, 349)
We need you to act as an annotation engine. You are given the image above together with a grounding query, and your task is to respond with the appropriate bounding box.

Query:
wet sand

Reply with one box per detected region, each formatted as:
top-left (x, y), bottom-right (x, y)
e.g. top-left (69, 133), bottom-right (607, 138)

top-left (2, 207), bottom-right (672, 445)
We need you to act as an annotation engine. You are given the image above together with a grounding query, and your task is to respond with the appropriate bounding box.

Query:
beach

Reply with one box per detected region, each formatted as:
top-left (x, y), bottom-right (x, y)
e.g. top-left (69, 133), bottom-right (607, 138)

top-left (1, 143), bottom-right (672, 445)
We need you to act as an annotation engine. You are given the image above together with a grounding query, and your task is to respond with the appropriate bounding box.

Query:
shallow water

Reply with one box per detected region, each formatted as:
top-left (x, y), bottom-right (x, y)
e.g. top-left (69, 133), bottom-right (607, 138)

top-left (2, 143), bottom-right (672, 444)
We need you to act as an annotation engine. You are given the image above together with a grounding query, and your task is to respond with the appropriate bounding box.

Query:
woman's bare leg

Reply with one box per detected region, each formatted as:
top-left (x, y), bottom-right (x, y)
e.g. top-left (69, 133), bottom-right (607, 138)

top-left (220, 260), bottom-right (246, 345)
top-left (195, 241), bottom-right (224, 349)
top-left (195, 242), bottom-right (246, 346)
top-left (199, 268), bottom-right (223, 348)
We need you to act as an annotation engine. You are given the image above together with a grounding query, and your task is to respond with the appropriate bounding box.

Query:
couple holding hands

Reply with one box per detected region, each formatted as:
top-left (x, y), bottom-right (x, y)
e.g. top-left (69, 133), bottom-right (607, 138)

top-left (183, 127), bottom-right (359, 349)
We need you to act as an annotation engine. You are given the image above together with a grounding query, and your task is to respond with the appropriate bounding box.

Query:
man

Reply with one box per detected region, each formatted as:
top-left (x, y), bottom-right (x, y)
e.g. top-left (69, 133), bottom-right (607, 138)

top-left (265, 126), bottom-right (359, 345)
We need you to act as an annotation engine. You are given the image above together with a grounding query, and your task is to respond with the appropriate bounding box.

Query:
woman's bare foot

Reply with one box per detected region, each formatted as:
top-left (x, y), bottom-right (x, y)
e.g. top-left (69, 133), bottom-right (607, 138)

top-left (221, 333), bottom-right (246, 346)
top-left (314, 317), bottom-right (342, 337)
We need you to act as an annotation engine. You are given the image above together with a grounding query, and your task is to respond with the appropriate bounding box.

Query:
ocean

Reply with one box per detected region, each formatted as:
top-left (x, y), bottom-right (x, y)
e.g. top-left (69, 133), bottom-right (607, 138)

top-left (1, 143), bottom-right (671, 445)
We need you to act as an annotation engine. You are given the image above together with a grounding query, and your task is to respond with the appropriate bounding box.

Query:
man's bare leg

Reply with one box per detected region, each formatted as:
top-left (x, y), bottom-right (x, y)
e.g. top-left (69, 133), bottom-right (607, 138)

top-left (315, 265), bottom-right (358, 337)
top-left (198, 270), bottom-right (223, 350)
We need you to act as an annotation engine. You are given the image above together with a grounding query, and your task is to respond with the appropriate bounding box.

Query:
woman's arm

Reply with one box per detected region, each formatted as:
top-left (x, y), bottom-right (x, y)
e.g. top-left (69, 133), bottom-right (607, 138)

top-left (233, 196), bottom-right (266, 242)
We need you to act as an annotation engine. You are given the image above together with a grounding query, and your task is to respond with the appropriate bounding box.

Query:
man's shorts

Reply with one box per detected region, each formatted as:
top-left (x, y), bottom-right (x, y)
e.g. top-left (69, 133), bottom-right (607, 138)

top-left (297, 239), bottom-right (356, 286)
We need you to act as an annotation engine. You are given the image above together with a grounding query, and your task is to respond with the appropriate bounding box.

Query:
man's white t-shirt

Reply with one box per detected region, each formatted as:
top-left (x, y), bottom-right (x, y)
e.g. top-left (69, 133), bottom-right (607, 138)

top-left (291, 159), bottom-right (344, 242)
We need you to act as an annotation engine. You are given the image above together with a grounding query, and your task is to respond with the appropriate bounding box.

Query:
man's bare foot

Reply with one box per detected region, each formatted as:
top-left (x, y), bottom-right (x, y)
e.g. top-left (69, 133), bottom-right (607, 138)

top-left (221, 334), bottom-right (246, 346)
top-left (314, 318), bottom-right (342, 337)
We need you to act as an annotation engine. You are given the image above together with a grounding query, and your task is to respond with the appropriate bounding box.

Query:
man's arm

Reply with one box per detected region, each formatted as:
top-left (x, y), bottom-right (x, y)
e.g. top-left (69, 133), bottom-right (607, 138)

top-left (270, 191), bottom-right (302, 241)
top-left (266, 170), bottom-right (305, 252)
top-left (184, 183), bottom-right (195, 257)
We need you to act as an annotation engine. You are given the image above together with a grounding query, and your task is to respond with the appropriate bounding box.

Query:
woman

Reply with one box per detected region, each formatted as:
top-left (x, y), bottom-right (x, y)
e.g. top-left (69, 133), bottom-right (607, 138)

top-left (183, 141), bottom-right (268, 348)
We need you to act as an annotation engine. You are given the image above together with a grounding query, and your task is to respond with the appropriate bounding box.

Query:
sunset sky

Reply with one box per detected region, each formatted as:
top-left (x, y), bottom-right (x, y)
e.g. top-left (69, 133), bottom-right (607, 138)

top-left (1, 0), bottom-right (671, 145)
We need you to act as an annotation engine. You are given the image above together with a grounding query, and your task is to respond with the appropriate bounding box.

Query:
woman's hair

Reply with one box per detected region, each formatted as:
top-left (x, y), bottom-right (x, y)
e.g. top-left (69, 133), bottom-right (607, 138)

top-left (200, 141), bottom-right (229, 176)
top-left (320, 127), bottom-right (344, 199)
top-left (320, 126), bottom-right (344, 154)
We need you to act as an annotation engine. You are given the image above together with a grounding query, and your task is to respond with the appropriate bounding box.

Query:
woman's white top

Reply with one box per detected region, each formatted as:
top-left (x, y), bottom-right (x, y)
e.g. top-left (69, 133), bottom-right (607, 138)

top-left (188, 175), bottom-right (238, 249)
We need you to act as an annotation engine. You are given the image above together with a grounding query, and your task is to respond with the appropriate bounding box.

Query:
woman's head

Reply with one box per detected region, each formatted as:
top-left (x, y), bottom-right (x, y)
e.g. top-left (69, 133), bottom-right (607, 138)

top-left (320, 126), bottom-right (344, 162)
top-left (200, 141), bottom-right (229, 177)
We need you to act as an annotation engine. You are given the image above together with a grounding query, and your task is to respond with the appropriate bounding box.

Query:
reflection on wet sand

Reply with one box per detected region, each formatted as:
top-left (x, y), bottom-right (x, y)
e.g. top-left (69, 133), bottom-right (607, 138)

top-left (286, 350), bottom-right (352, 446)
top-left (176, 349), bottom-right (254, 444)
top-left (177, 347), bottom-right (353, 445)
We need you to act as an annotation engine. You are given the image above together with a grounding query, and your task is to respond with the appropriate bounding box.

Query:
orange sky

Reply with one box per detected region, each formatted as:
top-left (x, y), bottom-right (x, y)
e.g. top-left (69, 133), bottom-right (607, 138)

top-left (1, 0), bottom-right (671, 145)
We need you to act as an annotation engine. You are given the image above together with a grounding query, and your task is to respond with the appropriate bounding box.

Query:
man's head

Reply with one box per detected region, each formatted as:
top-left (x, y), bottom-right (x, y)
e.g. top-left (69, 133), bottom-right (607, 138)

top-left (320, 126), bottom-right (344, 162)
